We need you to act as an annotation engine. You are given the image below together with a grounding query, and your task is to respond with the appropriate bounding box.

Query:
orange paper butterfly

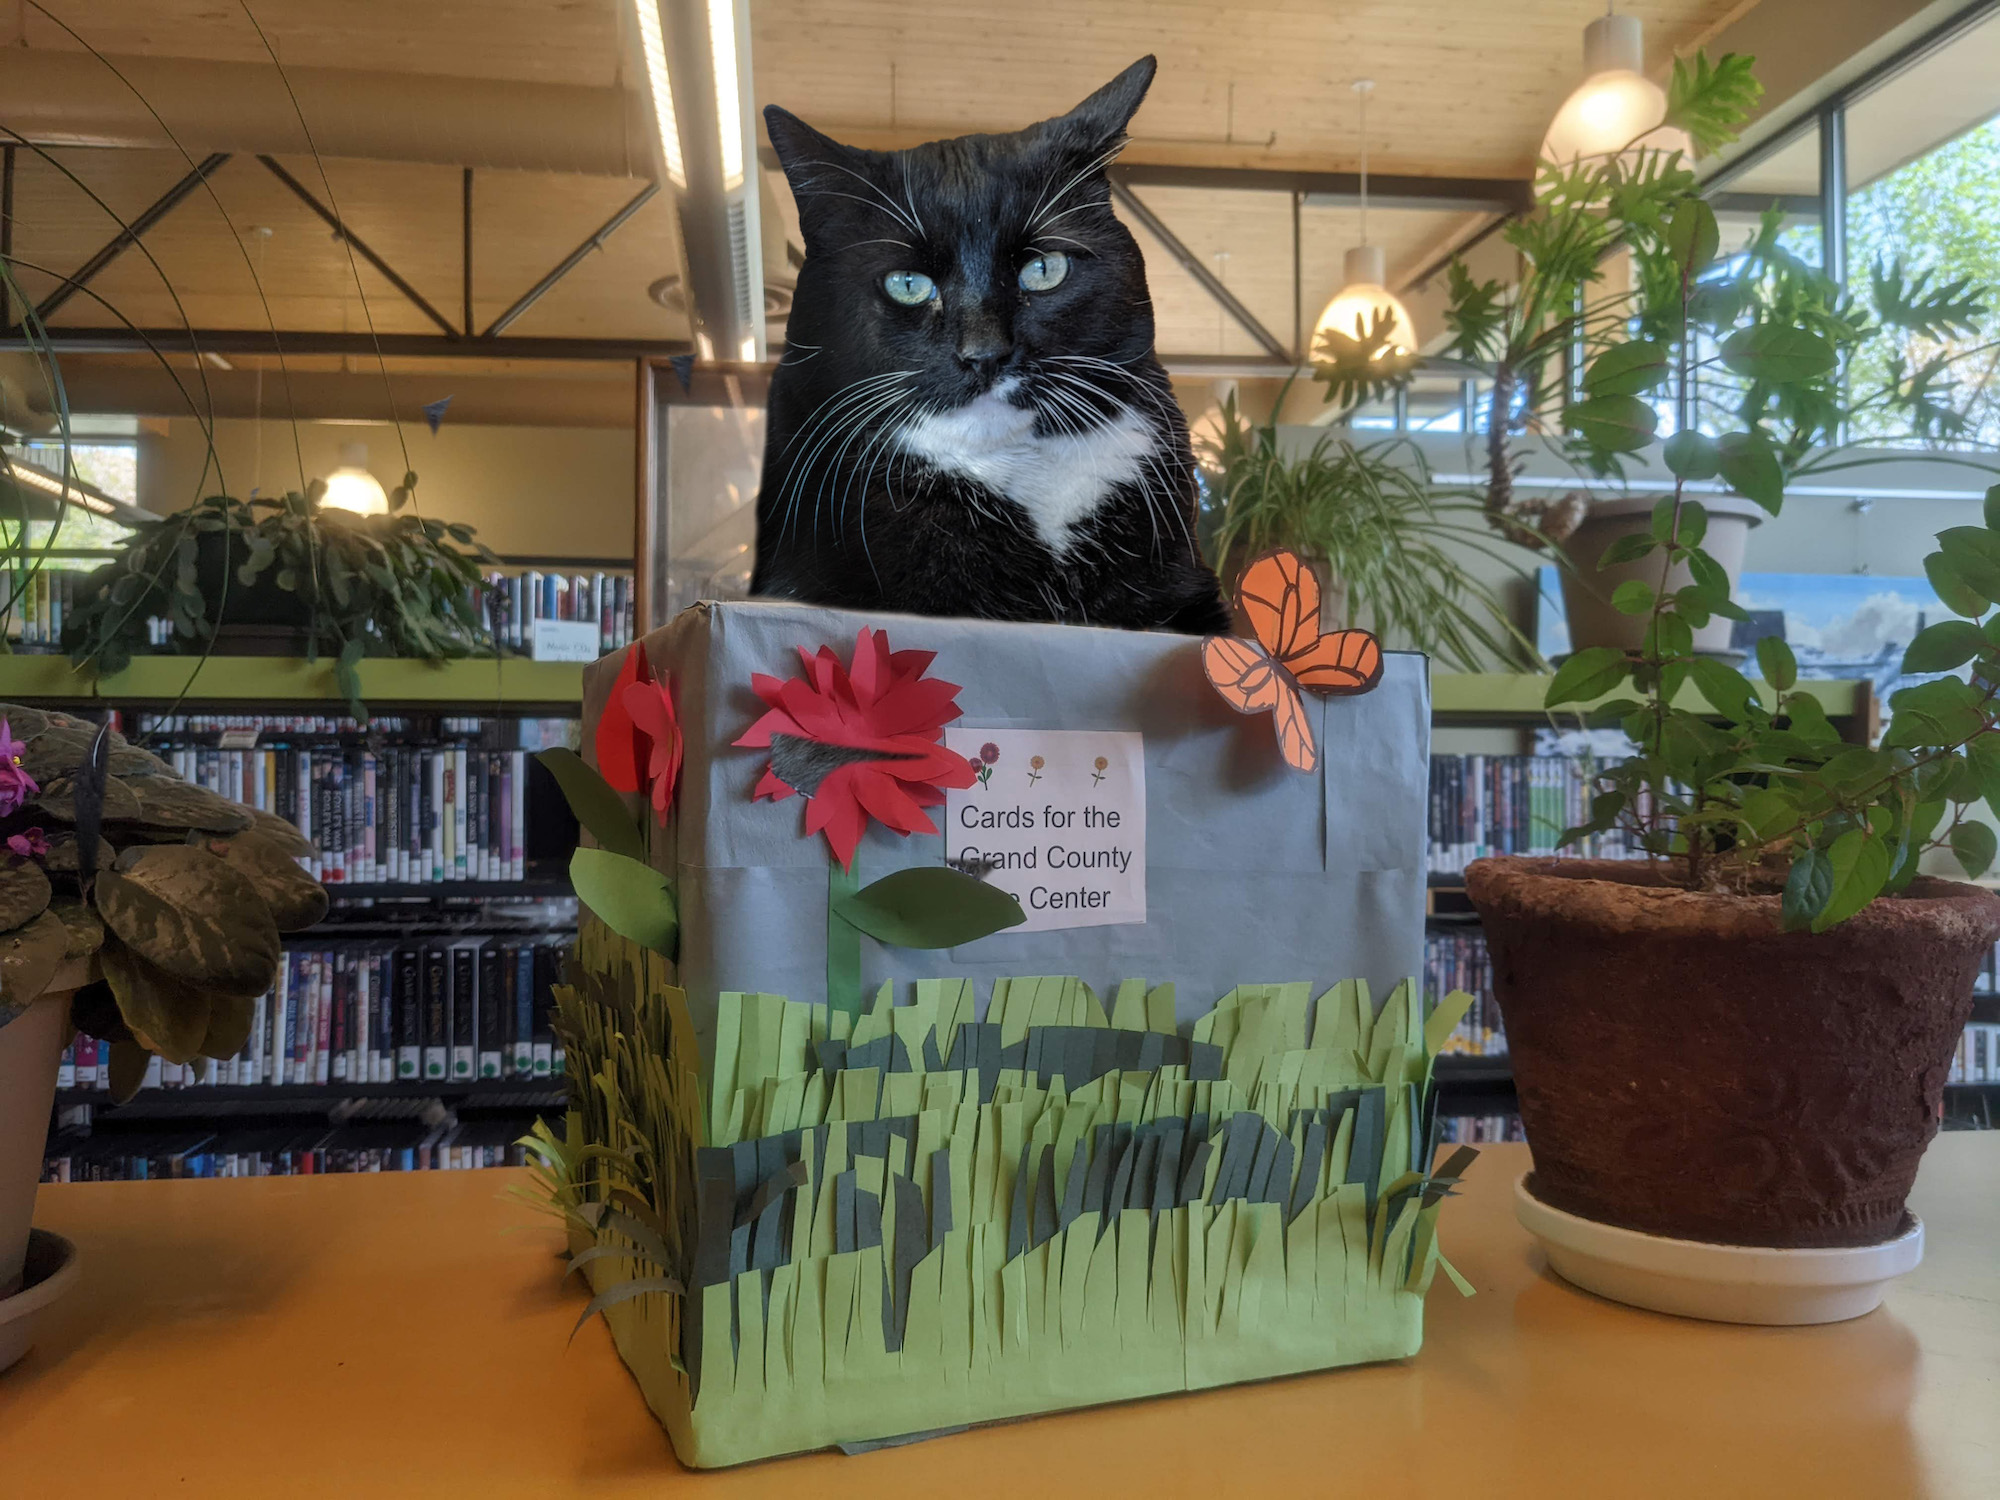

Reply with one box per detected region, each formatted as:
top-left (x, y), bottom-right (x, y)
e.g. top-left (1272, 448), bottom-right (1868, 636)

top-left (1201, 550), bottom-right (1384, 773)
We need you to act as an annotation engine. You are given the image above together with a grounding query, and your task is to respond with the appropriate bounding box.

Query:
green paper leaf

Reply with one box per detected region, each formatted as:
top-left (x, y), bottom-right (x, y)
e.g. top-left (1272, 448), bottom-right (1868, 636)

top-left (832, 866), bottom-right (1027, 950)
top-left (1719, 324), bottom-right (1837, 384)
top-left (570, 847), bottom-right (678, 956)
top-left (1951, 820), bottom-right (1997, 881)
top-left (1582, 340), bottom-right (1671, 398)
top-left (537, 748), bottom-right (646, 862)
top-left (1781, 847), bottom-right (1833, 932)
top-left (1755, 635), bottom-right (1798, 692)
top-left (1565, 393), bottom-right (1658, 453)
top-left (1716, 430), bottom-right (1784, 514)
top-left (1902, 620), bottom-right (1988, 675)
top-left (1545, 646), bottom-right (1629, 708)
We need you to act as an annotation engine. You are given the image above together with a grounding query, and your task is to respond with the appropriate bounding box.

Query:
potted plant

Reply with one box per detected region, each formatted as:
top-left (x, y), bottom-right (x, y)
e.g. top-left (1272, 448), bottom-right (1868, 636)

top-left (0, 705), bottom-right (325, 1364)
top-left (1315, 54), bottom-right (1998, 658)
top-left (62, 485), bottom-right (498, 718)
top-left (1198, 391), bottom-right (1541, 670)
top-left (1462, 161), bottom-right (2000, 1319)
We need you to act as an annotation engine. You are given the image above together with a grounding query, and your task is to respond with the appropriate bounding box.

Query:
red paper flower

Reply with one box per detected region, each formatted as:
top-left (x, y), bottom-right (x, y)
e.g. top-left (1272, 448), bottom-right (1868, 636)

top-left (734, 626), bottom-right (977, 869)
top-left (594, 643), bottom-right (650, 795)
top-left (622, 676), bottom-right (683, 822)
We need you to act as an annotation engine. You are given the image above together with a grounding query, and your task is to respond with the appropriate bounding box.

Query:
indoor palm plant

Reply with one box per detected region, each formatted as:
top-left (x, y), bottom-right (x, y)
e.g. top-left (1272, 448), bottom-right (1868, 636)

top-left (1198, 391), bottom-right (1541, 670)
top-left (1457, 104), bottom-right (2000, 1314)
top-left (1, 705), bottom-right (326, 1306)
top-left (62, 484), bottom-right (498, 719)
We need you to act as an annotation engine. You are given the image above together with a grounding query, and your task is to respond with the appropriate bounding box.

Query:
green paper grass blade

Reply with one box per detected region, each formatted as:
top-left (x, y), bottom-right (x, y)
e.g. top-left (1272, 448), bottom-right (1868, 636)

top-left (570, 847), bottom-right (678, 955)
top-left (832, 866), bottom-right (1027, 949)
top-left (1422, 989), bottom-right (1474, 1058)
top-left (537, 747), bottom-right (646, 862)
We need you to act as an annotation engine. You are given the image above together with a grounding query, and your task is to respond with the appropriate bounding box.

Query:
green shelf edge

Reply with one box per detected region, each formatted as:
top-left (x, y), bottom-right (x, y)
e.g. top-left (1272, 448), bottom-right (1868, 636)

top-left (1431, 672), bottom-right (1870, 725)
top-left (0, 655), bottom-right (584, 707)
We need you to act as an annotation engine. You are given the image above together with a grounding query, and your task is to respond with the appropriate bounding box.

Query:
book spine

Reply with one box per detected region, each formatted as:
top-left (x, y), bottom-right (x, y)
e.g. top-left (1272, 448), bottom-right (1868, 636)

top-left (422, 945), bottom-right (449, 1080)
top-left (453, 746), bottom-right (469, 880)
top-left (478, 944), bottom-right (504, 1078)
top-left (450, 942), bottom-right (476, 1080)
top-left (511, 942), bottom-right (534, 1078)
top-left (396, 947), bottom-right (421, 1080)
top-left (510, 750), bottom-right (525, 879)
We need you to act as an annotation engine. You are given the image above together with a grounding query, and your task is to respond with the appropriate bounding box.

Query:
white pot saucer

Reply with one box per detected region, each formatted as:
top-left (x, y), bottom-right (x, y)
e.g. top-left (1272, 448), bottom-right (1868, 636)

top-left (0, 1229), bottom-right (80, 1374)
top-left (1514, 1172), bottom-right (1923, 1326)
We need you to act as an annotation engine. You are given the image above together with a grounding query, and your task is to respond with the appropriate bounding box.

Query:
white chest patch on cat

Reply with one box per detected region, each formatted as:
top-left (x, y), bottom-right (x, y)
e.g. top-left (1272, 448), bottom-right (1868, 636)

top-left (894, 384), bottom-right (1158, 555)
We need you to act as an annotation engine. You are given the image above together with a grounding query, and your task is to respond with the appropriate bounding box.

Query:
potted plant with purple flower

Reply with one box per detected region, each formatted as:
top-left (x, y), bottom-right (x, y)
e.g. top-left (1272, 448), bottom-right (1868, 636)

top-left (0, 704), bottom-right (329, 1369)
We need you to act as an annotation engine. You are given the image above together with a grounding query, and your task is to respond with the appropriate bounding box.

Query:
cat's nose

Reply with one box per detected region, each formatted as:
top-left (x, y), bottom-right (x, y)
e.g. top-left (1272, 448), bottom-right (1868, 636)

top-left (956, 315), bottom-right (1014, 382)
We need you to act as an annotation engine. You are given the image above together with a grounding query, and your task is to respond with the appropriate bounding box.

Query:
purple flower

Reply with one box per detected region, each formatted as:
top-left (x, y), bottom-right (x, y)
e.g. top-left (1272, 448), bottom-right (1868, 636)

top-left (0, 719), bottom-right (36, 819)
top-left (6, 826), bottom-right (46, 860)
top-left (980, 742), bottom-right (1000, 765)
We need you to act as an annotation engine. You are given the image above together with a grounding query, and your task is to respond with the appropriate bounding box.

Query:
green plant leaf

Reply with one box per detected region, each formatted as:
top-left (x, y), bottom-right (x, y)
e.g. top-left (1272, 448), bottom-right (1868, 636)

top-left (1662, 431), bottom-right (1720, 481)
top-left (1610, 580), bottom-right (1655, 616)
top-left (1716, 430), bottom-right (1784, 513)
top-left (1902, 619), bottom-right (1988, 675)
top-left (92, 846), bottom-right (283, 1000)
top-left (1951, 820), bottom-right (1997, 881)
top-left (1968, 734), bottom-right (2000, 810)
top-left (1666, 199), bottom-right (1720, 277)
top-left (1782, 847), bottom-right (1832, 932)
top-left (1582, 341), bottom-right (1671, 398)
top-left (1925, 550), bottom-right (1989, 617)
top-left (1814, 829), bottom-right (1892, 932)
top-left (1937, 526), bottom-right (2000, 600)
top-left (1598, 533), bottom-right (1658, 568)
top-left (101, 941), bottom-right (211, 1064)
top-left (1545, 646), bottom-right (1630, 707)
top-left (1985, 482), bottom-right (2000, 533)
top-left (1566, 394), bottom-right (1659, 452)
top-left (830, 866), bottom-right (1027, 949)
top-left (570, 847), bottom-right (678, 956)
top-left (1719, 324), bottom-right (1837, 384)
top-left (1755, 635), bottom-right (1798, 692)
top-left (1689, 658), bottom-right (1759, 721)
top-left (536, 748), bottom-right (647, 862)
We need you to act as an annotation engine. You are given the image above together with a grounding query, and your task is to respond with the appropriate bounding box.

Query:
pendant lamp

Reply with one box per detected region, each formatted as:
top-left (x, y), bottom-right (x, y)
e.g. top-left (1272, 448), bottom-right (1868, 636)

top-left (1541, 11), bottom-right (1692, 166)
top-left (321, 442), bottom-right (390, 516)
top-left (1314, 80), bottom-right (1415, 361)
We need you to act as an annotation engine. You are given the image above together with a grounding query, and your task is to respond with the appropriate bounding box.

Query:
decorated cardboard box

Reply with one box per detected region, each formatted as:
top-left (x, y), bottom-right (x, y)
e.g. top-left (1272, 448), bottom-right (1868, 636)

top-left (536, 583), bottom-right (1476, 1469)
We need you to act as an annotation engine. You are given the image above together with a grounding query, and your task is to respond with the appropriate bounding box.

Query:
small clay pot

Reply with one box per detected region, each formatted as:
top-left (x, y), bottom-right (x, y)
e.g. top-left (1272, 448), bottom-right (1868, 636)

top-left (1466, 856), bottom-right (2000, 1250)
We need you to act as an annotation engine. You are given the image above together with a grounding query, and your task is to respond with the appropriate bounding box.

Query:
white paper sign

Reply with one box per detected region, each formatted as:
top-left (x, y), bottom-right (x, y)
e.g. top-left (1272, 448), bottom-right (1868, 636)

top-left (944, 728), bottom-right (1145, 932)
top-left (530, 618), bottom-right (601, 662)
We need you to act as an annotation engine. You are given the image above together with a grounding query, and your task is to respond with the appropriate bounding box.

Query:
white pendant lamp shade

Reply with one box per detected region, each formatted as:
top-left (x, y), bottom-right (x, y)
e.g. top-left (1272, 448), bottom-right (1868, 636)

top-left (1541, 13), bottom-right (1692, 166)
top-left (1313, 80), bottom-right (1419, 362)
top-left (321, 441), bottom-right (390, 516)
top-left (1315, 245), bottom-right (1416, 357)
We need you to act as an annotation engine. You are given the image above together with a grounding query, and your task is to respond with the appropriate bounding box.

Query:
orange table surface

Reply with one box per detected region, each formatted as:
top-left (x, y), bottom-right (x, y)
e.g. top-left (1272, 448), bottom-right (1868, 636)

top-left (4, 1136), bottom-right (1996, 1499)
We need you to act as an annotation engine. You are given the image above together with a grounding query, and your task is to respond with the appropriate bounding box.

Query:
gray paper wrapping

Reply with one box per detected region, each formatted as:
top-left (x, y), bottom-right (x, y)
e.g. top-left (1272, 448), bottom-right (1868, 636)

top-left (585, 600), bottom-right (1429, 1061)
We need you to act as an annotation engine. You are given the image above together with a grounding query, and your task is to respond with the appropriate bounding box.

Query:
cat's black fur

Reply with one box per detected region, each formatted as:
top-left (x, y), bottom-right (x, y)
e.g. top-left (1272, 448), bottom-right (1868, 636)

top-left (752, 57), bottom-right (1230, 635)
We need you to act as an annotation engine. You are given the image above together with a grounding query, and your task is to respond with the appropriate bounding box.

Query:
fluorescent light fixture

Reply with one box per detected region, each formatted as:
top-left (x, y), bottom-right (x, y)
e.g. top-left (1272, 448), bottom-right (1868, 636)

top-left (631, 0), bottom-right (687, 188)
top-left (2, 454), bottom-right (118, 516)
top-left (737, 333), bottom-right (757, 362)
top-left (708, 0), bottom-right (745, 190)
top-left (320, 441), bottom-right (390, 516)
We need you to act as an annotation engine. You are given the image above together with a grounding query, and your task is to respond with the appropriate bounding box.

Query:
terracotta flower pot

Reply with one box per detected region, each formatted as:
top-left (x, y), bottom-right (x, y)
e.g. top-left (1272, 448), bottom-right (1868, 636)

top-left (1465, 857), bottom-right (2000, 1250)
top-left (1558, 494), bottom-right (1763, 659)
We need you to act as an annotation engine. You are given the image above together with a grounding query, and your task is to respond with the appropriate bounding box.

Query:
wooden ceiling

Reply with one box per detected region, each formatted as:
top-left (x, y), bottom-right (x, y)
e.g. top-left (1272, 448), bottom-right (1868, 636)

top-left (5, 0), bottom-right (1760, 394)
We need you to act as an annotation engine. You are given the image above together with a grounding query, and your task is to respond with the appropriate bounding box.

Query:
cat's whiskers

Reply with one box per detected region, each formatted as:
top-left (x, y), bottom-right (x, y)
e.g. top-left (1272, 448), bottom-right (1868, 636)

top-left (1040, 362), bottom-right (1197, 560)
top-left (792, 158), bottom-right (924, 239)
top-left (773, 371), bottom-right (915, 543)
top-left (796, 383), bottom-right (918, 546)
top-left (836, 387), bottom-right (928, 586)
top-left (1025, 141), bottom-right (1126, 235)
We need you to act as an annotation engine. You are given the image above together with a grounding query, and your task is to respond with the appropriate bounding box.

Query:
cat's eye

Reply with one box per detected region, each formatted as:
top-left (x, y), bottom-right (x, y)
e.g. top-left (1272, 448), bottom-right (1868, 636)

top-left (1019, 252), bottom-right (1069, 292)
top-left (883, 271), bottom-right (936, 306)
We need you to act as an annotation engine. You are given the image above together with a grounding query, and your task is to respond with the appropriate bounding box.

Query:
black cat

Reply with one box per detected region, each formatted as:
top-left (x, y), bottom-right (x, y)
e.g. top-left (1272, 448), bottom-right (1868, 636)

top-left (752, 56), bottom-right (1231, 635)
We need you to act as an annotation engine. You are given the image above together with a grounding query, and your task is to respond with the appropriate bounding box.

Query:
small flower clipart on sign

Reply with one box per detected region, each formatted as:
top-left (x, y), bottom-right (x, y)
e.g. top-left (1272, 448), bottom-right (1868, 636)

top-left (973, 741), bottom-right (999, 788)
top-left (1027, 753), bottom-right (1044, 786)
top-left (1092, 754), bottom-right (1109, 786)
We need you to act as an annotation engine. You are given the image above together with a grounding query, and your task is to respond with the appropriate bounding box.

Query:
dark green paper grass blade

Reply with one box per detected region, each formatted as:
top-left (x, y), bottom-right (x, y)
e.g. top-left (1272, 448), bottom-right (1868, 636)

top-left (832, 866), bottom-right (1027, 949)
top-left (570, 847), bottom-right (678, 956)
top-left (569, 1277), bottom-right (685, 1345)
top-left (537, 748), bottom-right (647, 862)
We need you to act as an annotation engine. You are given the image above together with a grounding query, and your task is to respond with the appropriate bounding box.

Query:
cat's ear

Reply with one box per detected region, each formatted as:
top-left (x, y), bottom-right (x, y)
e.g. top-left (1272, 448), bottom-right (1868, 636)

top-left (764, 106), bottom-right (856, 184)
top-left (1054, 56), bottom-right (1157, 153)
